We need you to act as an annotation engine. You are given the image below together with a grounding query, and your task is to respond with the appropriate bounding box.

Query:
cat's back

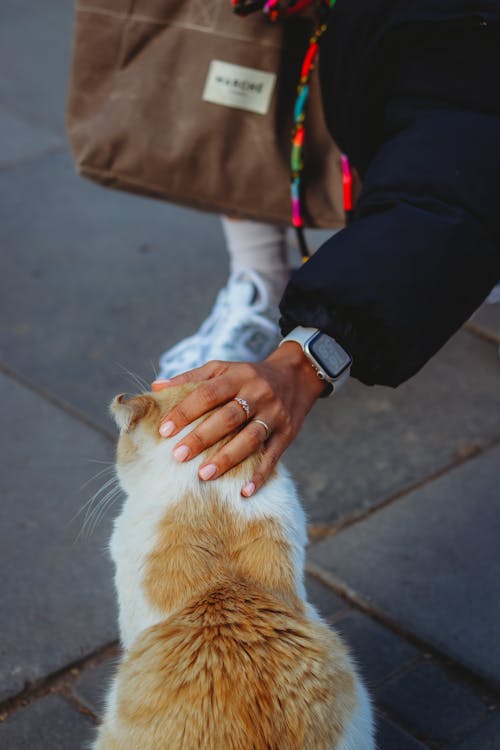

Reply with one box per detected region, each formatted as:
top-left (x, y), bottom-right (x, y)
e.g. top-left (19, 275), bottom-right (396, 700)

top-left (106, 578), bottom-right (357, 750)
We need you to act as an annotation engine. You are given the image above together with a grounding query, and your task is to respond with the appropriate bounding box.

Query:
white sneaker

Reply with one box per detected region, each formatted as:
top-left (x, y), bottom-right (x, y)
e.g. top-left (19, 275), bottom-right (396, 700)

top-left (158, 269), bottom-right (282, 379)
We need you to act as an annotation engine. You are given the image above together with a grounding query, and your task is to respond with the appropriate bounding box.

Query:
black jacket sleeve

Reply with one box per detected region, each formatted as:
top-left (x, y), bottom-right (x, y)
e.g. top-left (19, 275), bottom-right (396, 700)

top-left (279, 24), bottom-right (500, 387)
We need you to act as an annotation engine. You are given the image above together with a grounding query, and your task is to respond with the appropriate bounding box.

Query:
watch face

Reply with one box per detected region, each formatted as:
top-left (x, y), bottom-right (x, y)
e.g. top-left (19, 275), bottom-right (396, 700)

top-left (309, 333), bottom-right (352, 379)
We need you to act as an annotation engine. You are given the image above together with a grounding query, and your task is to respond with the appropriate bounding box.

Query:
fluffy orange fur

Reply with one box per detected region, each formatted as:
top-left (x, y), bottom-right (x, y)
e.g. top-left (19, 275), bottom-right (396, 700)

top-left (94, 388), bottom-right (358, 749)
top-left (101, 585), bottom-right (356, 750)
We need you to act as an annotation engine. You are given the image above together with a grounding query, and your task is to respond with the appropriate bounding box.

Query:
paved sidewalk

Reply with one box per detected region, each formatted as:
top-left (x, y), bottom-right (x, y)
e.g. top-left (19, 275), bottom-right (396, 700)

top-left (1, 2), bottom-right (499, 748)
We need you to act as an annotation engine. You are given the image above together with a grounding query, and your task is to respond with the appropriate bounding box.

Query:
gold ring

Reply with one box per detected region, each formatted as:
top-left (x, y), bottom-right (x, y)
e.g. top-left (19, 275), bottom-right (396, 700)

top-left (253, 418), bottom-right (270, 441)
top-left (233, 397), bottom-right (250, 419)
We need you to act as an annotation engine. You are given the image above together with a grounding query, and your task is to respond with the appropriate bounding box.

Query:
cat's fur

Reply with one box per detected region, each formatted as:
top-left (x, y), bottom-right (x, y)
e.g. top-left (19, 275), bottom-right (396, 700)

top-left (93, 386), bottom-right (375, 750)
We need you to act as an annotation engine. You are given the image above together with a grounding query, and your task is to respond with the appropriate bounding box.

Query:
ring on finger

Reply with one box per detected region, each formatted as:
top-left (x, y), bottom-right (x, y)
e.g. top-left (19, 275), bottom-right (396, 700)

top-left (233, 397), bottom-right (251, 420)
top-left (253, 418), bottom-right (270, 441)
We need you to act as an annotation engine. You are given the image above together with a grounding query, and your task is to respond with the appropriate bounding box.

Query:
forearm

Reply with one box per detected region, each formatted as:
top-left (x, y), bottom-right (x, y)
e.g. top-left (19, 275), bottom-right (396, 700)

top-left (280, 110), bottom-right (500, 387)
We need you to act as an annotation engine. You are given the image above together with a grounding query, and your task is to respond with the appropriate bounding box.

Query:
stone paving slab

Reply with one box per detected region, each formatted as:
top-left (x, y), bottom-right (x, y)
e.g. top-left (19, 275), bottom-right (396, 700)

top-left (2, 153), bottom-right (500, 526)
top-left (0, 0), bottom-right (74, 134)
top-left (333, 611), bottom-right (419, 688)
top-left (0, 149), bottom-right (228, 431)
top-left (0, 373), bottom-right (117, 703)
top-left (73, 657), bottom-right (118, 717)
top-left (305, 573), bottom-right (350, 621)
top-left (376, 716), bottom-right (429, 750)
top-left (469, 302), bottom-right (500, 343)
top-left (449, 710), bottom-right (500, 750)
top-left (0, 108), bottom-right (63, 168)
top-left (309, 445), bottom-right (500, 686)
top-left (288, 327), bottom-right (500, 524)
top-left (377, 661), bottom-right (488, 744)
top-left (0, 694), bottom-right (93, 750)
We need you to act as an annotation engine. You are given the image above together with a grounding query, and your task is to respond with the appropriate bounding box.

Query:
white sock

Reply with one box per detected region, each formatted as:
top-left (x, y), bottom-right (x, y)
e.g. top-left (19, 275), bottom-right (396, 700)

top-left (221, 217), bottom-right (290, 307)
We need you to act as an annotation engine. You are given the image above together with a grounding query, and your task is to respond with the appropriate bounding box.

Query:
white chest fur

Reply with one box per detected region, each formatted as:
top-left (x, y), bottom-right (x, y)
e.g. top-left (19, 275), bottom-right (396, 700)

top-left (109, 501), bottom-right (167, 650)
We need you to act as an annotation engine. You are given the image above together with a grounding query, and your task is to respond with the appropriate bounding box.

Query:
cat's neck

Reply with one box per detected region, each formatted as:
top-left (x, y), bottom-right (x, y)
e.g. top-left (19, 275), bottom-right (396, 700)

top-left (112, 466), bottom-right (309, 648)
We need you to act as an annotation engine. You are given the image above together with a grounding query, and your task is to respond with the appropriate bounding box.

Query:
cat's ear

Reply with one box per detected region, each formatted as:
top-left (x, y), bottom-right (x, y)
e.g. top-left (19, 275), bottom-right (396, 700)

top-left (110, 393), bottom-right (157, 432)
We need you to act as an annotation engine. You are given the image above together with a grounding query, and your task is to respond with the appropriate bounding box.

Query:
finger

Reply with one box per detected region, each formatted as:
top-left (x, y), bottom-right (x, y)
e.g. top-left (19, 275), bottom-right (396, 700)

top-left (158, 377), bottom-right (236, 438)
top-left (241, 434), bottom-right (286, 498)
top-left (172, 399), bottom-right (249, 462)
top-left (197, 418), bottom-right (272, 483)
top-left (151, 360), bottom-right (226, 391)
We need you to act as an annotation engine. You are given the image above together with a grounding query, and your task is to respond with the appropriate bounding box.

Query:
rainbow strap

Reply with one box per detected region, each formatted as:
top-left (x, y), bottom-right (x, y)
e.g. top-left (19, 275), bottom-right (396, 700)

top-left (232, 0), bottom-right (352, 259)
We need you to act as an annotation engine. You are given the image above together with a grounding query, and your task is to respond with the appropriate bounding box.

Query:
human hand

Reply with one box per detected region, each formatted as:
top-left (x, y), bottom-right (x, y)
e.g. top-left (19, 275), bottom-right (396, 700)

top-left (152, 343), bottom-right (325, 497)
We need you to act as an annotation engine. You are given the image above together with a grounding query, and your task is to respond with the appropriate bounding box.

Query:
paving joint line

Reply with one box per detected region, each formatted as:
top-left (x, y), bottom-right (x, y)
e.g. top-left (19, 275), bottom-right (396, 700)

top-left (55, 691), bottom-right (97, 723)
top-left (308, 433), bottom-right (500, 542)
top-left (367, 653), bottom-right (426, 691)
top-left (0, 361), bottom-right (115, 443)
top-left (0, 102), bottom-right (65, 137)
top-left (464, 320), bottom-right (500, 346)
top-left (0, 143), bottom-right (68, 173)
top-left (306, 562), bottom-right (500, 698)
top-left (0, 641), bottom-right (119, 721)
top-left (374, 706), bottom-right (437, 749)
top-left (375, 661), bottom-right (498, 748)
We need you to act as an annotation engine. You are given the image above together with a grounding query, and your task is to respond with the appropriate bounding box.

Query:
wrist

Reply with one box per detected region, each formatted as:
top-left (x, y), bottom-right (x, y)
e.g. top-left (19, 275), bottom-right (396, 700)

top-left (279, 326), bottom-right (352, 397)
top-left (268, 341), bottom-right (327, 399)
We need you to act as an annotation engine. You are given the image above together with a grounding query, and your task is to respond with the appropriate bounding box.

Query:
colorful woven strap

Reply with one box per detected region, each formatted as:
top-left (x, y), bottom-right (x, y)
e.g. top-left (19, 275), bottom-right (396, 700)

top-left (232, 0), bottom-right (318, 19)
top-left (232, 0), bottom-right (352, 261)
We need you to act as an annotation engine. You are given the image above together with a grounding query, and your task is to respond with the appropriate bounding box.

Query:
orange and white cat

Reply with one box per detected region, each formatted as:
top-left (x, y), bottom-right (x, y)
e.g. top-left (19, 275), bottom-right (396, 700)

top-left (92, 386), bottom-right (375, 750)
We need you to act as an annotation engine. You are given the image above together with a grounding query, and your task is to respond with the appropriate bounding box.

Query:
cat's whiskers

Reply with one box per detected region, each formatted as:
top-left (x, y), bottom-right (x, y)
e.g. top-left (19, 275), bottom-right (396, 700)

top-left (68, 470), bottom-right (117, 536)
top-left (115, 362), bottom-right (150, 393)
top-left (77, 464), bottom-right (115, 493)
top-left (81, 486), bottom-right (121, 539)
top-left (73, 475), bottom-right (122, 542)
top-left (85, 485), bottom-right (122, 537)
top-left (150, 359), bottom-right (158, 381)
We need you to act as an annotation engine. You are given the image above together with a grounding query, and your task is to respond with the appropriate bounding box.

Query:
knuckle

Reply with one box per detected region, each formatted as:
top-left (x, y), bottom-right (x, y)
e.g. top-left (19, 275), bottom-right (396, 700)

top-left (247, 422), bottom-right (266, 444)
top-left (280, 410), bottom-right (293, 434)
top-left (264, 447), bottom-right (281, 468)
top-left (227, 404), bottom-right (244, 429)
top-left (173, 405), bottom-right (188, 425)
top-left (213, 450), bottom-right (231, 473)
top-left (187, 430), bottom-right (205, 452)
top-left (199, 383), bottom-right (218, 407)
top-left (210, 360), bottom-right (228, 377)
top-left (241, 362), bottom-right (258, 379)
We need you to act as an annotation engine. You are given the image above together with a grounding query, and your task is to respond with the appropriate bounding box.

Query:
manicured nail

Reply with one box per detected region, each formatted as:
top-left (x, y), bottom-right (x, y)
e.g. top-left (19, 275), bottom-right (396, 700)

top-left (173, 445), bottom-right (189, 462)
top-left (199, 464), bottom-right (217, 481)
top-left (241, 482), bottom-right (255, 498)
top-left (159, 420), bottom-right (175, 437)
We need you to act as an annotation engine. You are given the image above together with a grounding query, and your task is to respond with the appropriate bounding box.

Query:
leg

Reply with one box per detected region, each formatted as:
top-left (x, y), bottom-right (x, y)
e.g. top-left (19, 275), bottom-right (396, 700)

top-left (157, 218), bottom-right (290, 379)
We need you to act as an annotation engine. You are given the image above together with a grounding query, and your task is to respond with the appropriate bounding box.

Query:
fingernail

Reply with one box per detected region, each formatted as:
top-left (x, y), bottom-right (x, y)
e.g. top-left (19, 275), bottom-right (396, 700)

top-left (159, 420), bottom-right (175, 437)
top-left (173, 445), bottom-right (189, 462)
top-left (199, 464), bottom-right (217, 481)
top-left (241, 482), bottom-right (255, 498)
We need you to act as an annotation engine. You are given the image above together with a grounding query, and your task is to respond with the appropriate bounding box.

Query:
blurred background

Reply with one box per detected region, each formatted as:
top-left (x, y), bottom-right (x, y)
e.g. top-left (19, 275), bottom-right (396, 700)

top-left (0, 2), bottom-right (499, 748)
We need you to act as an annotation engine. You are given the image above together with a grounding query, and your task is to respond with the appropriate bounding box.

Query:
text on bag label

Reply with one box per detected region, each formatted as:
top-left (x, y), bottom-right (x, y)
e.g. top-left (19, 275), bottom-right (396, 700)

top-left (202, 61), bottom-right (276, 115)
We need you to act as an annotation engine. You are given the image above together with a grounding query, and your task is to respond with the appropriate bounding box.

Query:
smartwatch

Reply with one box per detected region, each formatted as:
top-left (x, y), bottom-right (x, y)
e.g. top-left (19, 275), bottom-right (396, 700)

top-left (279, 326), bottom-right (352, 396)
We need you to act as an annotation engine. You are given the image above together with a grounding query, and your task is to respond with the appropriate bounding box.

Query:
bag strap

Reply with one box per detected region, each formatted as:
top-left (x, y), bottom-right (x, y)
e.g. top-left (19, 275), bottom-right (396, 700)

top-left (232, 0), bottom-right (352, 262)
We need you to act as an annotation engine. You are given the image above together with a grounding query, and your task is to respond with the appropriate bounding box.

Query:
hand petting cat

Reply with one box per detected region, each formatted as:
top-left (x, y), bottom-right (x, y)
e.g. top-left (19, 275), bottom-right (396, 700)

top-left (152, 342), bottom-right (325, 497)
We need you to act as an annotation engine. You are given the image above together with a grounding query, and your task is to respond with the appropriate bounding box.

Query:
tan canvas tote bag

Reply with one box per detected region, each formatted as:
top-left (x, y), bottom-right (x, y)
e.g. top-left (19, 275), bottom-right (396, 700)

top-left (67, 1), bottom-right (345, 228)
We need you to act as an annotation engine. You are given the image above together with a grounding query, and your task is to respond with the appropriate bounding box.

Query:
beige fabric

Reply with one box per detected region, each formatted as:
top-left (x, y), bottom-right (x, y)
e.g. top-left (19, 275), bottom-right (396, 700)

top-left (67, 1), bottom-right (346, 228)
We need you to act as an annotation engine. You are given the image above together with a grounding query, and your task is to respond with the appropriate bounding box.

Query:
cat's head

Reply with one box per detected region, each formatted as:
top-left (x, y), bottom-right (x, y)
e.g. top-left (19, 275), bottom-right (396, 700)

top-left (109, 385), bottom-right (258, 501)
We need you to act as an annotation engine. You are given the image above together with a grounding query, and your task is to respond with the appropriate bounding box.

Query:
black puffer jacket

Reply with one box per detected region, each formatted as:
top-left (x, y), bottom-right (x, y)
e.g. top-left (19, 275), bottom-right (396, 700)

top-left (279, 1), bottom-right (500, 386)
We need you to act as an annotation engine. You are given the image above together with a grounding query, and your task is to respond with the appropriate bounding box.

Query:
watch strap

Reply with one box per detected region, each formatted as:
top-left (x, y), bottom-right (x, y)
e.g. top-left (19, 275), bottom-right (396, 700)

top-left (279, 326), bottom-right (351, 396)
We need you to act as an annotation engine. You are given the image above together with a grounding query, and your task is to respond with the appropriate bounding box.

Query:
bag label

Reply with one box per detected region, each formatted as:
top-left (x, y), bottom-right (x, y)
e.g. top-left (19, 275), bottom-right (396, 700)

top-left (202, 61), bottom-right (276, 115)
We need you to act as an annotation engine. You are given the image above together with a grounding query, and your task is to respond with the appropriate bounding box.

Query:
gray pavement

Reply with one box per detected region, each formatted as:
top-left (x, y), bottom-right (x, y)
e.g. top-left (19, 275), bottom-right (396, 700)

top-left (0, 3), bottom-right (499, 749)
